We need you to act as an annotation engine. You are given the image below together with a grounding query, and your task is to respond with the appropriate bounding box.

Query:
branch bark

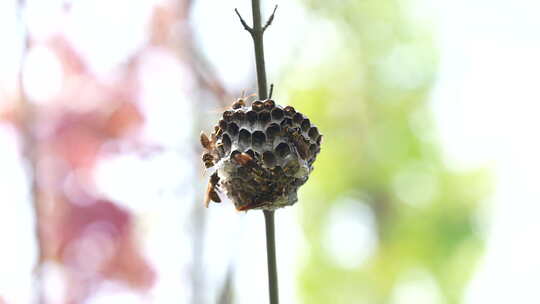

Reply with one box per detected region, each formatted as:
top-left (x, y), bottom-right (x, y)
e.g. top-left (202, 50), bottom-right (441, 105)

top-left (235, 2), bottom-right (279, 303)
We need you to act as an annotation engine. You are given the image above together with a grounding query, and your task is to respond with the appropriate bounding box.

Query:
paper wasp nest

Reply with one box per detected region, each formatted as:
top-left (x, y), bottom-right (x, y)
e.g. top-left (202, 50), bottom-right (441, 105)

top-left (201, 98), bottom-right (322, 211)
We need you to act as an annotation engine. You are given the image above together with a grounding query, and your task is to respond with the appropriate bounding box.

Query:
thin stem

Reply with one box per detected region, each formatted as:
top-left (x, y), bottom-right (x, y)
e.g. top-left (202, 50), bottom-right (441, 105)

top-left (250, 0), bottom-right (267, 99)
top-left (235, 2), bottom-right (279, 303)
top-left (268, 84), bottom-right (274, 99)
top-left (263, 210), bottom-right (279, 304)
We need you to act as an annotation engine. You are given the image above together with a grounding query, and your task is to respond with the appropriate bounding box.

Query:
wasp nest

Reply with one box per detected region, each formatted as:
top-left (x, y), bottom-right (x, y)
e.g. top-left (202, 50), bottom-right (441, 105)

top-left (201, 97), bottom-right (322, 211)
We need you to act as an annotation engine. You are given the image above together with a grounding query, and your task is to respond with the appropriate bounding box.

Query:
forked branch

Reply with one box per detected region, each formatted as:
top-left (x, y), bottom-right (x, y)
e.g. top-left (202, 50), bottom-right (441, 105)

top-left (234, 5), bottom-right (278, 34)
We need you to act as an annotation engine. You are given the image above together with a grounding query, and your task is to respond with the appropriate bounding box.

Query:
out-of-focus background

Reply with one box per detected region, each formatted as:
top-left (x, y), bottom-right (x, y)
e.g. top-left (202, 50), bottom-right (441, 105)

top-left (1, 0), bottom-right (539, 303)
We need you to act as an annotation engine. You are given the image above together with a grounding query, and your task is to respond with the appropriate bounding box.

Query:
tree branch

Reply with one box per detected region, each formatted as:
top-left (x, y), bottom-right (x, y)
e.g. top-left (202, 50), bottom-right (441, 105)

top-left (236, 1), bottom-right (279, 303)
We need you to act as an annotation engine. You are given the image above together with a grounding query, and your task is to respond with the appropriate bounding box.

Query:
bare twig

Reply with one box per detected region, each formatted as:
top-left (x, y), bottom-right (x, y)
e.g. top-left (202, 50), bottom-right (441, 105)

top-left (263, 5), bottom-right (278, 32)
top-left (269, 84), bottom-right (274, 99)
top-left (235, 0), bottom-right (277, 99)
top-left (234, 8), bottom-right (254, 35)
top-left (235, 1), bottom-right (279, 303)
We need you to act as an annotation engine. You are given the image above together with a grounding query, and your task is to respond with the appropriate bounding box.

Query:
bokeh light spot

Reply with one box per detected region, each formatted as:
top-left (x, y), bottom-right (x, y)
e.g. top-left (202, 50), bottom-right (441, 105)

top-left (392, 162), bottom-right (439, 207)
top-left (391, 268), bottom-right (443, 304)
top-left (23, 45), bottom-right (63, 103)
top-left (323, 198), bottom-right (378, 270)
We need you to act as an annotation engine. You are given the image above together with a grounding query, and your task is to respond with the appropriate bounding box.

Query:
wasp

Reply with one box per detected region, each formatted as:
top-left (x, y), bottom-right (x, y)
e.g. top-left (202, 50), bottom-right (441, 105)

top-left (293, 135), bottom-right (310, 160)
top-left (233, 151), bottom-right (255, 166)
top-left (231, 91), bottom-right (256, 109)
top-left (200, 131), bottom-right (219, 169)
top-left (200, 131), bottom-right (217, 151)
top-left (202, 152), bottom-right (215, 168)
top-left (231, 97), bottom-right (246, 110)
top-left (285, 127), bottom-right (310, 160)
top-left (203, 172), bottom-right (221, 208)
top-left (233, 152), bottom-right (271, 185)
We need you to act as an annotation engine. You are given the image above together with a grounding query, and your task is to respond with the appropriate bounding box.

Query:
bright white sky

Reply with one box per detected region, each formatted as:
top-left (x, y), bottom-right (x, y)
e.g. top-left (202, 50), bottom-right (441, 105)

top-left (432, 1), bottom-right (540, 303)
top-left (1, 0), bottom-right (540, 303)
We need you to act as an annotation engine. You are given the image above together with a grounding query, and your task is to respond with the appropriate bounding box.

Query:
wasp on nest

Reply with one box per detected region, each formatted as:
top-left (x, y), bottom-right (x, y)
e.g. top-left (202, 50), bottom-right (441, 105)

top-left (200, 93), bottom-right (322, 211)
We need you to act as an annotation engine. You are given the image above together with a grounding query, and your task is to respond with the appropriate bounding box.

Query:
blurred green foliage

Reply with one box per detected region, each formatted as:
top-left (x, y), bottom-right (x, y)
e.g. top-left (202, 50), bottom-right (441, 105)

top-left (280, 0), bottom-right (491, 303)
